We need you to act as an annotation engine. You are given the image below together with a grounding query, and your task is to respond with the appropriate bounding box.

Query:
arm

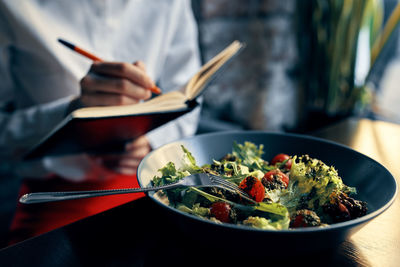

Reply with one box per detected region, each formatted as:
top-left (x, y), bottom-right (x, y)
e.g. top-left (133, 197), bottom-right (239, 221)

top-left (0, 97), bottom-right (73, 160)
top-left (0, 26), bottom-right (72, 162)
top-left (10, 59), bottom-right (157, 178)
top-left (2, 1), bottom-right (201, 178)
top-left (0, 25), bottom-right (154, 179)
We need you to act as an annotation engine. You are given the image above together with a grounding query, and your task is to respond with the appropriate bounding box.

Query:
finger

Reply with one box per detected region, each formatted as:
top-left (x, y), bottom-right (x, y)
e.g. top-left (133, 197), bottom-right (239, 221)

top-left (80, 73), bottom-right (152, 100)
top-left (101, 155), bottom-right (141, 167)
top-left (105, 147), bottom-right (149, 161)
top-left (114, 166), bottom-right (137, 175)
top-left (125, 135), bottom-right (150, 150)
top-left (126, 146), bottom-right (150, 159)
top-left (118, 157), bottom-right (141, 168)
top-left (90, 62), bottom-right (155, 89)
top-left (125, 143), bottom-right (151, 159)
top-left (102, 156), bottom-right (140, 175)
top-left (80, 91), bottom-right (139, 106)
top-left (99, 148), bottom-right (146, 162)
top-left (133, 61), bottom-right (146, 72)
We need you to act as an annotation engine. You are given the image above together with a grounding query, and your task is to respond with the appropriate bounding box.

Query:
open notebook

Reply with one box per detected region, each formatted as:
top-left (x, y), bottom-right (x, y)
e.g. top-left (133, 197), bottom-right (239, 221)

top-left (25, 41), bottom-right (245, 159)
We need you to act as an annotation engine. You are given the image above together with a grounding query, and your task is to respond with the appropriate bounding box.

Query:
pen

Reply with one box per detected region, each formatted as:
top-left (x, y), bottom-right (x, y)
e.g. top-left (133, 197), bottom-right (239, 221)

top-left (58, 38), bottom-right (162, 95)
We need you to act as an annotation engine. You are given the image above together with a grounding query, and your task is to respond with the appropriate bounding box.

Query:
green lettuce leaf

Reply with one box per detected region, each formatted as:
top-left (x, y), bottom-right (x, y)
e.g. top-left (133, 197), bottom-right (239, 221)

top-left (190, 187), bottom-right (288, 217)
top-left (272, 155), bottom-right (357, 214)
top-left (232, 141), bottom-right (275, 172)
top-left (177, 203), bottom-right (210, 218)
top-left (232, 141), bottom-right (264, 169)
top-left (181, 145), bottom-right (202, 173)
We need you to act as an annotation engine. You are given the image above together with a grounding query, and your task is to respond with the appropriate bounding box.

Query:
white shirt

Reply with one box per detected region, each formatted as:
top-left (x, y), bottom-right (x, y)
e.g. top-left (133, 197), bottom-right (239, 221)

top-left (0, 0), bottom-right (201, 178)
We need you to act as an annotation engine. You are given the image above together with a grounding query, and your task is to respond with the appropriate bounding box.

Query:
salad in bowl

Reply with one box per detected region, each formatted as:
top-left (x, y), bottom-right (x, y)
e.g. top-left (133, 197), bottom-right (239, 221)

top-left (151, 141), bottom-right (367, 230)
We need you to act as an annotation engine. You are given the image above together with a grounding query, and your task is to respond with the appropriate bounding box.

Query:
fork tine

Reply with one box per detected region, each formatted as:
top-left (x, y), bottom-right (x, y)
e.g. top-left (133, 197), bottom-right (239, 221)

top-left (209, 175), bottom-right (256, 202)
top-left (211, 175), bottom-right (242, 191)
top-left (212, 183), bottom-right (256, 203)
top-left (209, 175), bottom-right (237, 189)
top-left (209, 175), bottom-right (234, 185)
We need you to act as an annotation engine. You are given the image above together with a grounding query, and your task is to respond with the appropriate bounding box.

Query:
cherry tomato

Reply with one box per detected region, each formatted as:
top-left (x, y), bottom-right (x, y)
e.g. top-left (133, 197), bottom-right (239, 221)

top-left (271, 153), bottom-right (292, 170)
top-left (291, 214), bottom-right (307, 228)
top-left (239, 176), bottom-right (265, 202)
top-left (210, 202), bottom-right (231, 223)
top-left (263, 169), bottom-right (289, 188)
top-left (290, 210), bottom-right (321, 228)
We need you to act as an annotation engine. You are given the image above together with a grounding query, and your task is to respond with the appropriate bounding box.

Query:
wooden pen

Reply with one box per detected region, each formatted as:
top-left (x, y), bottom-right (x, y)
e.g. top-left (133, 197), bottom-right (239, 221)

top-left (58, 38), bottom-right (162, 95)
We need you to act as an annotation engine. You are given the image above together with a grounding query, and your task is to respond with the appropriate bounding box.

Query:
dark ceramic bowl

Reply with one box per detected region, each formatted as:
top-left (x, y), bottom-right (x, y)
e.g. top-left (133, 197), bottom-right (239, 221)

top-left (137, 131), bottom-right (397, 251)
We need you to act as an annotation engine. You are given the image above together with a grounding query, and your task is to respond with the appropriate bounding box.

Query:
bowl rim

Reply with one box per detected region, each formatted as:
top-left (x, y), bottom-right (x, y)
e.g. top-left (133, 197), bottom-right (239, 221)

top-left (137, 130), bottom-right (398, 234)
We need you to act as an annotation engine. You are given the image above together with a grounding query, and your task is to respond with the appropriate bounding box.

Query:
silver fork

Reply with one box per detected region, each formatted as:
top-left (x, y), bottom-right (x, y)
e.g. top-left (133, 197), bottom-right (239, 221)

top-left (19, 173), bottom-right (256, 204)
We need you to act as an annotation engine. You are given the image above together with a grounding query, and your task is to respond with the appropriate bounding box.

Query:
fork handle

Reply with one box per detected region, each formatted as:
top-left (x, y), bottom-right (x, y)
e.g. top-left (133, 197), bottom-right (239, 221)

top-left (19, 181), bottom-right (182, 204)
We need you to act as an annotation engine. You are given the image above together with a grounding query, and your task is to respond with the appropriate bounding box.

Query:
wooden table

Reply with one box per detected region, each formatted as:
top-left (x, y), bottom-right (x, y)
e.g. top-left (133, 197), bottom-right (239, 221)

top-left (313, 118), bottom-right (400, 267)
top-left (0, 118), bottom-right (398, 266)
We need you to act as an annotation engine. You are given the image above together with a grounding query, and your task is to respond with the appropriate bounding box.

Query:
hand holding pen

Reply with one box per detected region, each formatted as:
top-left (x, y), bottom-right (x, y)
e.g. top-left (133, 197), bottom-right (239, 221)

top-left (58, 38), bottom-right (161, 110)
top-left (59, 38), bottom-right (156, 175)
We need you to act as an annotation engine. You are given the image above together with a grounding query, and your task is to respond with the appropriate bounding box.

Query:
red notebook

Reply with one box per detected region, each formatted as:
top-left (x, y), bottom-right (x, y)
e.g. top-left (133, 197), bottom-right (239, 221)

top-left (24, 41), bottom-right (244, 160)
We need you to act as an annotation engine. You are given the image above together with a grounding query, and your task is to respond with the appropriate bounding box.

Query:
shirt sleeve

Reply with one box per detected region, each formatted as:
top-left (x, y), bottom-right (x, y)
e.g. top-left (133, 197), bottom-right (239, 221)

top-left (0, 21), bottom-right (71, 162)
top-left (145, 0), bottom-right (202, 149)
top-left (0, 97), bottom-right (73, 159)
